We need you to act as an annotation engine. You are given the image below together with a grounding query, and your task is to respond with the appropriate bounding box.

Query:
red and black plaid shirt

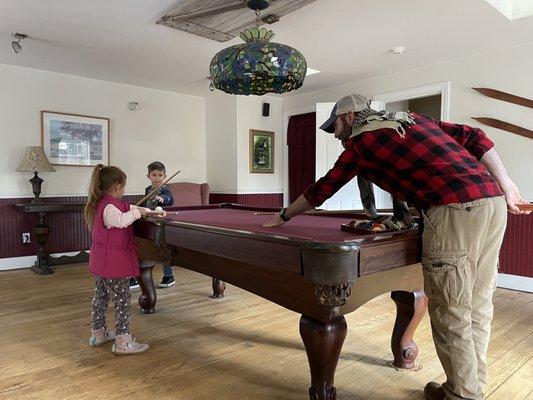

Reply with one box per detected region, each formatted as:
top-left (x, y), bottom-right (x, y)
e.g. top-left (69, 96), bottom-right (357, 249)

top-left (304, 113), bottom-right (503, 210)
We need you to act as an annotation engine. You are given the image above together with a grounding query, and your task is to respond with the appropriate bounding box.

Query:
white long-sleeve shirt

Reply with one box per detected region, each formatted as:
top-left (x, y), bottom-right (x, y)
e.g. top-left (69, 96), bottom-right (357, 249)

top-left (103, 204), bottom-right (146, 229)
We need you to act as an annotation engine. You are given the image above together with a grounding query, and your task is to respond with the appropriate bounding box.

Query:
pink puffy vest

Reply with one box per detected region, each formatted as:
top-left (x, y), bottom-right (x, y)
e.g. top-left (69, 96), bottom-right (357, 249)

top-left (88, 193), bottom-right (139, 278)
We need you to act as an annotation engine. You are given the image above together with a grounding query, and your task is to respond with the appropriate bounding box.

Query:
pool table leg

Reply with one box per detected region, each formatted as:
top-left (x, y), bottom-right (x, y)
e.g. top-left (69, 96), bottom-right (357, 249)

top-left (390, 290), bottom-right (427, 369)
top-left (138, 261), bottom-right (157, 314)
top-left (212, 277), bottom-right (226, 298)
top-left (300, 315), bottom-right (347, 400)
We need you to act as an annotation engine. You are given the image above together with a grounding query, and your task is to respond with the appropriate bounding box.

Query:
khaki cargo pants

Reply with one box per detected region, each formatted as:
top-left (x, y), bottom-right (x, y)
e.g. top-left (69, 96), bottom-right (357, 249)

top-left (421, 196), bottom-right (507, 400)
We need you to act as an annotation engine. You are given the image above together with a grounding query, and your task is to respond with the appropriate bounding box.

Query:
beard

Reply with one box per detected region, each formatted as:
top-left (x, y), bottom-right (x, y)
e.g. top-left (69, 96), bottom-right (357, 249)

top-left (337, 117), bottom-right (352, 142)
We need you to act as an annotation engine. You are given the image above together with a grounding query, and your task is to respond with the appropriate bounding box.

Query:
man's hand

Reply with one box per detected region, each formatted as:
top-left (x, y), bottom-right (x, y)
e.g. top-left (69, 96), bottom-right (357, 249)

top-left (263, 195), bottom-right (314, 228)
top-left (502, 182), bottom-right (531, 214)
top-left (263, 214), bottom-right (286, 227)
top-left (155, 195), bottom-right (164, 203)
top-left (480, 149), bottom-right (530, 214)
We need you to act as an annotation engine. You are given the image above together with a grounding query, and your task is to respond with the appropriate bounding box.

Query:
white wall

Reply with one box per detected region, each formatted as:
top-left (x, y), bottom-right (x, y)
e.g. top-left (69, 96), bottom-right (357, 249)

top-left (0, 63), bottom-right (206, 198)
top-left (205, 94), bottom-right (283, 194)
top-left (282, 42), bottom-right (533, 200)
top-left (205, 92), bottom-right (238, 193)
top-left (236, 95), bottom-right (283, 193)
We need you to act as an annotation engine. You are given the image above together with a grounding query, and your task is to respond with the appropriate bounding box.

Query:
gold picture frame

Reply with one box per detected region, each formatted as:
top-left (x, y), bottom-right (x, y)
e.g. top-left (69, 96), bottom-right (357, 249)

top-left (249, 129), bottom-right (274, 173)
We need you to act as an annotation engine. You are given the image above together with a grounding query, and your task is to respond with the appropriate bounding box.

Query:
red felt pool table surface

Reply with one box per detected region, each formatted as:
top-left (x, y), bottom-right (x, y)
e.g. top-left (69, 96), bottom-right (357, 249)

top-left (158, 204), bottom-right (415, 244)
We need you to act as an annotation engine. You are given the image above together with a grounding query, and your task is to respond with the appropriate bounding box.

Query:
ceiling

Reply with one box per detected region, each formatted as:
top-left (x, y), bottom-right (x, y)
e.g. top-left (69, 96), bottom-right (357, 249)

top-left (1, 0), bottom-right (533, 97)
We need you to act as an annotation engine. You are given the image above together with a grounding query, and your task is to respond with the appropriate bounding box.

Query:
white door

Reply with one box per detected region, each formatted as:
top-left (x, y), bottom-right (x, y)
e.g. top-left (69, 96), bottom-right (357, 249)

top-left (315, 101), bottom-right (393, 210)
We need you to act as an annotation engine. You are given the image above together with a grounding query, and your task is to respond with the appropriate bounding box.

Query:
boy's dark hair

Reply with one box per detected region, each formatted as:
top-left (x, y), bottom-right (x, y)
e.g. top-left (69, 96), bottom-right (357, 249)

top-left (147, 161), bottom-right (166, 173)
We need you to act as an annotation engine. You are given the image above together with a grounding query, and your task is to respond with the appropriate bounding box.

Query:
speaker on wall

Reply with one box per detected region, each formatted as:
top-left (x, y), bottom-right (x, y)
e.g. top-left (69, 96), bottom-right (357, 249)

top-left (262, 102), bottom-right (270, 117)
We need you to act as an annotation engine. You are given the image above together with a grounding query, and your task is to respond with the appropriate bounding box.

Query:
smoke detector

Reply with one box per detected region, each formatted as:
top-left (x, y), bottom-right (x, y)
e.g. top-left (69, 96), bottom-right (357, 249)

top-left (391, 46), bottom-right (406, 55)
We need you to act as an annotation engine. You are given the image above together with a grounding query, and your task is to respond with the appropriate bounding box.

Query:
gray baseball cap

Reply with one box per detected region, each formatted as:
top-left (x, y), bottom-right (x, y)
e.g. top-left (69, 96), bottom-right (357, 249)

top-left (319, 93), bottom-right (370, 133)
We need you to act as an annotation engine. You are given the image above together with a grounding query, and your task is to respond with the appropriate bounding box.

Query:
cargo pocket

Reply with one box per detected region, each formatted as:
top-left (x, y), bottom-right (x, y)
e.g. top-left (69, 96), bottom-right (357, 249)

top-left (422, 250), bottom-right (469, 307)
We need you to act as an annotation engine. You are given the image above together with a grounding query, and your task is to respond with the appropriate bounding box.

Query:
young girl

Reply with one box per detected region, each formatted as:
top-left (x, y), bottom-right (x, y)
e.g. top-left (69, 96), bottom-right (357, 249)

top-left (84, 164), bottom-right (163, 355)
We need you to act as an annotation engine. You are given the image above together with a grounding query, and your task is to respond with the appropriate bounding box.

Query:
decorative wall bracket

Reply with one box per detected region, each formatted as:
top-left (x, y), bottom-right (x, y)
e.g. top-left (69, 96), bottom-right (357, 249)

top-left (471, 87), bottom-right (533, 140)
top-left (471, 117), bottom-right (533, 140)
top-left (472, 87), bottom-right (533, 109)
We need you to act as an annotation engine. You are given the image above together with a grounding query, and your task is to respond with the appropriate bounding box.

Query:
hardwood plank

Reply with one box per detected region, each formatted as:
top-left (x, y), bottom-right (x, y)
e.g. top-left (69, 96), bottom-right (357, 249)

top-left (486, 356), bottom-right (533, 400)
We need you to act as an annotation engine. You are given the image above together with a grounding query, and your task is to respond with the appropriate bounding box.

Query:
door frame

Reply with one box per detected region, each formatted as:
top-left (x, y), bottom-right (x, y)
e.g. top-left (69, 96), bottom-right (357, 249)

top-left (372, 81), bottom-right (451, 121)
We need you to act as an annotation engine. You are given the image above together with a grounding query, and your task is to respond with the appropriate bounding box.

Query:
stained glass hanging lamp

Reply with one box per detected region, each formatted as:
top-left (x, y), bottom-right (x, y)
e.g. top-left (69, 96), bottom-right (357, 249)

top-left (209, 0), bottom-right (307, 96)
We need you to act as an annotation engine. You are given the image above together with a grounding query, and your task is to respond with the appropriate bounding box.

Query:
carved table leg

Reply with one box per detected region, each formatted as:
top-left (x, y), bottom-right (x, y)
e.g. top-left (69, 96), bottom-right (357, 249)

top-left (137, 261), bottom-right (157, 314)
top-left (300, 315), bottom-right (347, 400)
top-left (30, 212), bottom-right (53, 275)
top-left (390, 290), bottom-right (427, 369)
top-left (212, 277), bottom-right (226, 298)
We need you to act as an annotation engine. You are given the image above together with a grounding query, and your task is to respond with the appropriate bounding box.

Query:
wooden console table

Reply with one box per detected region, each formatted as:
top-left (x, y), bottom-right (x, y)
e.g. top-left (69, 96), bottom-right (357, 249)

top-left (14, 202), bottom-right (87, 274)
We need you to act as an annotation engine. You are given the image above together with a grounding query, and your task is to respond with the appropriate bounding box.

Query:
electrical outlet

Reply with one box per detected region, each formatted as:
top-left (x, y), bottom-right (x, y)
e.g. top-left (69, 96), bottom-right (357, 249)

top-left (22, 232), bottom-right (30, 244)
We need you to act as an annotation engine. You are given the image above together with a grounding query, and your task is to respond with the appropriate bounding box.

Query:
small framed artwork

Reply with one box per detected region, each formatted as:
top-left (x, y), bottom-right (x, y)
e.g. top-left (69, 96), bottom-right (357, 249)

top-left (249, 129), bottom-right (274, 173)
top-left (41, 111), bottom-right (109, 166)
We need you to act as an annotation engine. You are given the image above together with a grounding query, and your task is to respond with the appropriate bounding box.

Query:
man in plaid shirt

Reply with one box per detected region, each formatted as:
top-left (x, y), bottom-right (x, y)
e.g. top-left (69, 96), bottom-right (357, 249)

top-left (264, 93), bottom-right (530, 400)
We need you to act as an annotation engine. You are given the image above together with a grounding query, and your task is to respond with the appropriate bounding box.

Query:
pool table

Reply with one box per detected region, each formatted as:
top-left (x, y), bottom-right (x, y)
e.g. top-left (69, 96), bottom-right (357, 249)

top-left (134, 203), bottom-right (426, 400)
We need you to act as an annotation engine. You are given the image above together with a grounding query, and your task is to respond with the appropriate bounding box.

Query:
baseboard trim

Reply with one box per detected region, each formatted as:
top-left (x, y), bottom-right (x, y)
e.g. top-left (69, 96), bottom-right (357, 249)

top-left (498, 273), bottom-right (533, 293)
top-left (0, 251), bottom-right (89, 271)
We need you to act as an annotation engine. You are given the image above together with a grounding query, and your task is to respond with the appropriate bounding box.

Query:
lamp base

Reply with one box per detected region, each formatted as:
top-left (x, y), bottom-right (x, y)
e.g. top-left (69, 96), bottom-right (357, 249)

top-left (29, 172), bottom-right (44, 202)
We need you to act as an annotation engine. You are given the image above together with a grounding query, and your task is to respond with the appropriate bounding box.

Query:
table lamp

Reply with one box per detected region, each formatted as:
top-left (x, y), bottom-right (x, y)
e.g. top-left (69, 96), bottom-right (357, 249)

top-left (15, 146), bottom-right (56, 202)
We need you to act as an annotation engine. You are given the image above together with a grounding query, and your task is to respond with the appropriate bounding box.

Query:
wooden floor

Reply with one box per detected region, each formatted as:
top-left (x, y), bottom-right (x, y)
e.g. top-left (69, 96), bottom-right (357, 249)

top-left (0, 264), bottom-right (531, 400)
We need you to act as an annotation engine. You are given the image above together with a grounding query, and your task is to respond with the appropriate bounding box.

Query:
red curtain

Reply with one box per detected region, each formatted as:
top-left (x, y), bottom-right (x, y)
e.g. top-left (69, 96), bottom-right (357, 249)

top-left (287, 112), bottom-right (316, 203)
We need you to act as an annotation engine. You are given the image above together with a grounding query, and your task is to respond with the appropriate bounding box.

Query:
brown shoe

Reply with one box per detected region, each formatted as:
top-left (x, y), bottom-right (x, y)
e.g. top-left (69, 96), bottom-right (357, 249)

top-left (424, 382), bottom-right (446, 400)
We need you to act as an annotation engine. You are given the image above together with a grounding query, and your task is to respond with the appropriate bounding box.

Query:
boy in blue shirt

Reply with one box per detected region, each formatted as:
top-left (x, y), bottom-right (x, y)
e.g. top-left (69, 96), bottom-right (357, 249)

top-left (130, 161), bottom-right (175, 289)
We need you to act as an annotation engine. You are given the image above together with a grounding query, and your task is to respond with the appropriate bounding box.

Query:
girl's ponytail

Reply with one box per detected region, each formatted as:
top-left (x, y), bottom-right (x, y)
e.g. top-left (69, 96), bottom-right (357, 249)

top-left (84, 164), bottom-right (105, 229)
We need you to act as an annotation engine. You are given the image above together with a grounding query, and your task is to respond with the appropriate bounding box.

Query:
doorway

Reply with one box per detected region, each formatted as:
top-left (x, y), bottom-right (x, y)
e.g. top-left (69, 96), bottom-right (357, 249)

top-left (287, 112), bottom-right (316, 203)
top-left (373, 81), bottom-right (450, 121)
top-left (386, 94), bottom-right (442, 119)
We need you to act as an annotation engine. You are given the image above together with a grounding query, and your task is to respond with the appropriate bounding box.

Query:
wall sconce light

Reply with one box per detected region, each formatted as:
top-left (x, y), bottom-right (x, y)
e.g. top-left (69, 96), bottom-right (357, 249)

top-left (127, 101), bottom-right (139, 111)
top-left (11, 32), bottom-right (28, 54)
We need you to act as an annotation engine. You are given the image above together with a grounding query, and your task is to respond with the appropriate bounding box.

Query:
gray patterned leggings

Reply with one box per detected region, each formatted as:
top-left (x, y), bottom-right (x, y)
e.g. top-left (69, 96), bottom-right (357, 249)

top-left (91, 276), bottom-right (131, 335)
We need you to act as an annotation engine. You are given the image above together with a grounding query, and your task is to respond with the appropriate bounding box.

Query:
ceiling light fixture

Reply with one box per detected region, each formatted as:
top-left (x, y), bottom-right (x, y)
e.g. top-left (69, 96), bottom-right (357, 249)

top-left (209, 0), bottom-right (307, 96)
top-left (11, 32), bottom-right (27, 54)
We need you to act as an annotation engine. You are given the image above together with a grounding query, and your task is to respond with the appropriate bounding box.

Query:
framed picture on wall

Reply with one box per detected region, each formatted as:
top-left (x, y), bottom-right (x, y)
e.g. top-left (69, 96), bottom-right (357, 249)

top-left (41, 111), bottom-right (109, 167)
top-left (249, 129), bottom-right (274, 174)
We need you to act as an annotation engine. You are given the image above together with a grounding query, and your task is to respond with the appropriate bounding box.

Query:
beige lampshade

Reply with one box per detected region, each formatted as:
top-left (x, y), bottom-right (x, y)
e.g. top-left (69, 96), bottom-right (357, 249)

top-left (15, 146), bottom-right (56, 173)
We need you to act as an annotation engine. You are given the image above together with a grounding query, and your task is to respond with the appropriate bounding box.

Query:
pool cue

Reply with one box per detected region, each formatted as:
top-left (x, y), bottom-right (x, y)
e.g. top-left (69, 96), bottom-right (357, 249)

top-left (135, 170), bottom-right (181, 206)
top-left (253, 210), bottom-right (363, 216)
